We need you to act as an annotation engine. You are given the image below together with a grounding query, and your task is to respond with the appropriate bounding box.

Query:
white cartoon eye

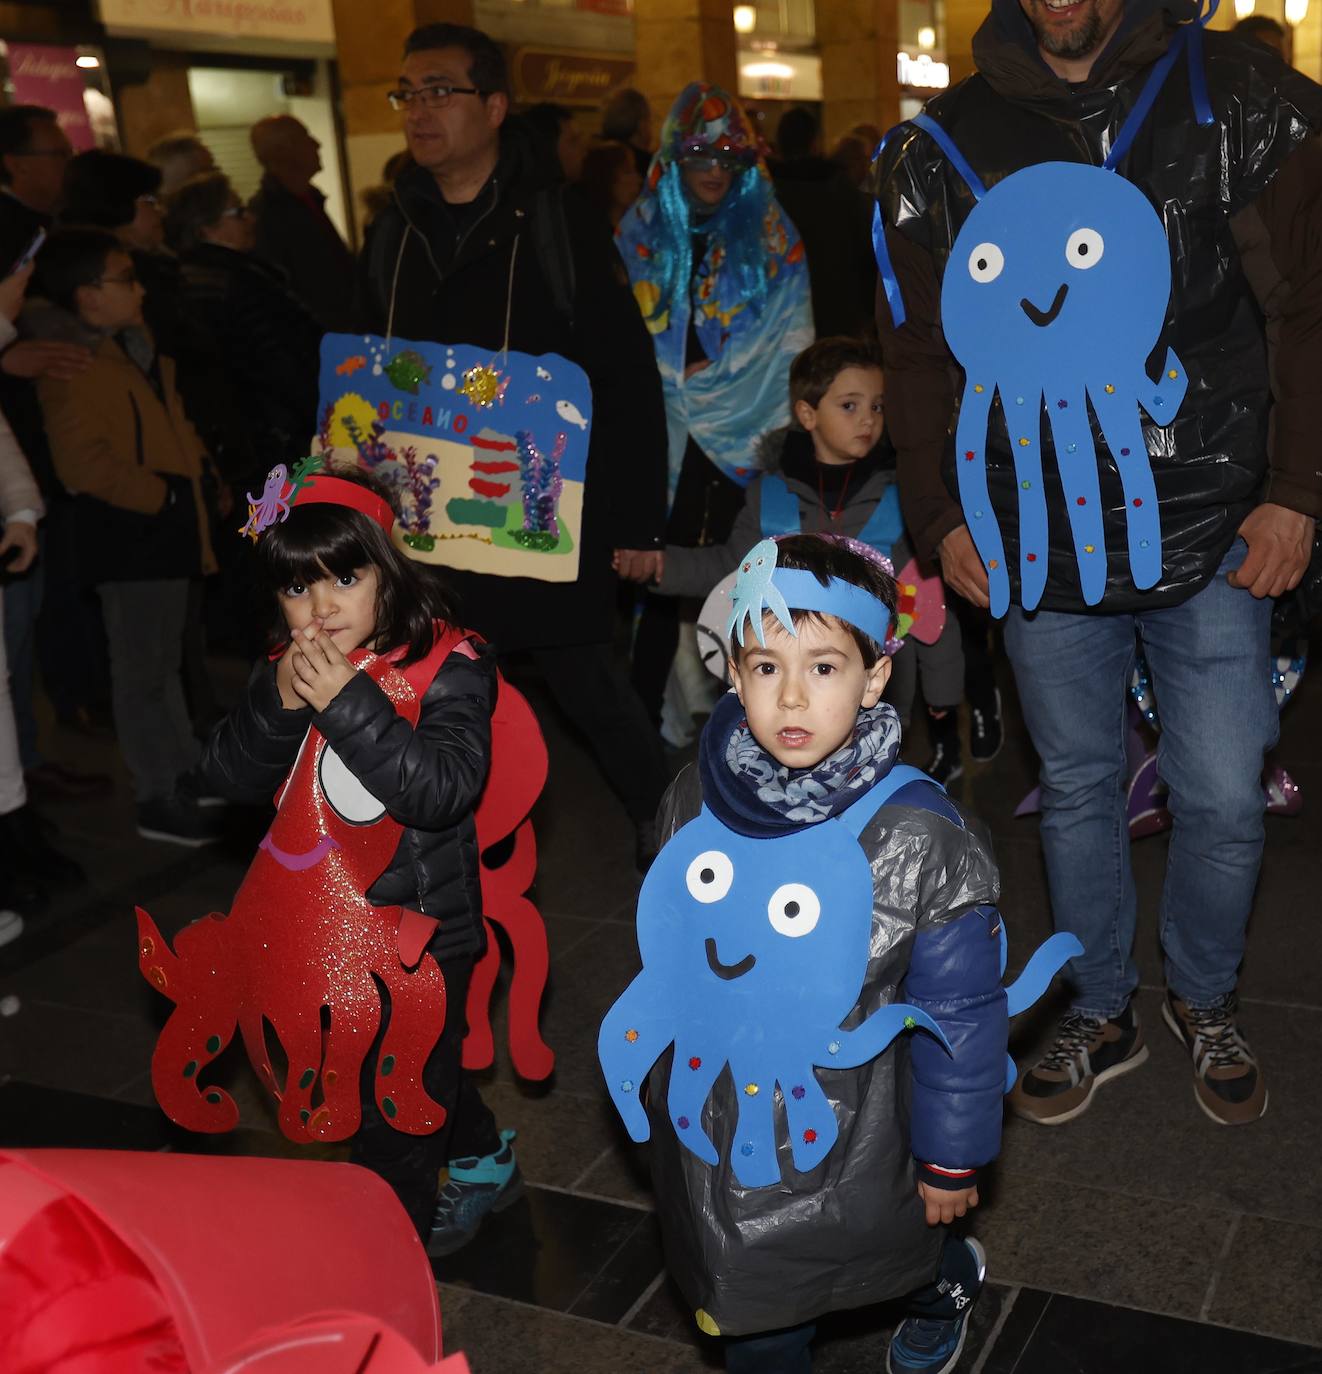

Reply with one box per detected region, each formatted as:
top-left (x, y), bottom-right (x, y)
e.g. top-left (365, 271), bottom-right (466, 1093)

top-left (967, 242), bottom-right (1004, 284)
top-left (318, 744), bottom-right (387, 825)
top-left (686, 850), bottom-right (734, 903)
top-left (1065, 227), bottom-right (1104, 270)
top-left (767, 882), bottom-right (821, 938)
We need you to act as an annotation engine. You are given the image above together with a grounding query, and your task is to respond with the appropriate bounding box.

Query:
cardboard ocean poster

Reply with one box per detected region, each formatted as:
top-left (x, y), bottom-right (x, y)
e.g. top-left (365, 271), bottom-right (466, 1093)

top-left (316, 333), bottom-right (591, 581)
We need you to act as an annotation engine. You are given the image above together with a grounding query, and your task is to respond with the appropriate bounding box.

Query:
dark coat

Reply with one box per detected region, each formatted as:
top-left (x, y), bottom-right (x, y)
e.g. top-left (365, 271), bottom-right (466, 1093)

top-left (251, 174), bottom-right (356, 332)
top-left (176, 242), bottom-right (323, 475)
top-left (0, 193), bottom-right (54, 495)
top-left (643, 755), bottom-right (1005, 1335)
top-left (770, 156), bottom-right (878, 340)
top-left (355, 129), bottom-right (668, 652)
top-left (201, 639), bottom-right (495, 964)
top-left (876, 6), bottom-right (1322, 611)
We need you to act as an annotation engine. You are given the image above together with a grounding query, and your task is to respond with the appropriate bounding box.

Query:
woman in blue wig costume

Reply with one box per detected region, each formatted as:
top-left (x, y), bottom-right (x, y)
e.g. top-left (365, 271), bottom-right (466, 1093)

top-left (618, 82), bottom-right (814, 735)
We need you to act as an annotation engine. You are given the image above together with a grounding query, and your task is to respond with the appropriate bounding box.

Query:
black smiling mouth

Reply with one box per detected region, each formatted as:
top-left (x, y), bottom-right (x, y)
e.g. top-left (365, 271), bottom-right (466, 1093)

top-left (705, 937), bottom-right (756, 981)
top-left (1020, 281), bottom-right (1069, 327)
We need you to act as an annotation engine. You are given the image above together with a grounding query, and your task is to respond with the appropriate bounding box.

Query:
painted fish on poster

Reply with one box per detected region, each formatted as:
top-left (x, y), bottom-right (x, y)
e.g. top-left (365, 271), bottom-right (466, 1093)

top-left (555, 399), bottom-right (588, 430)
top-left (384, 349), bottom-right (433, 395)
top-left (335, 355), bottom-right (367, 377)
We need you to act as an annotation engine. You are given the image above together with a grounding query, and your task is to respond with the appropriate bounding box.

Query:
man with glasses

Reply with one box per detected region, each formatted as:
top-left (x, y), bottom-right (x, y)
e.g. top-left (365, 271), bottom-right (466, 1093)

top-left (360, 20), bottom-right (671, 910)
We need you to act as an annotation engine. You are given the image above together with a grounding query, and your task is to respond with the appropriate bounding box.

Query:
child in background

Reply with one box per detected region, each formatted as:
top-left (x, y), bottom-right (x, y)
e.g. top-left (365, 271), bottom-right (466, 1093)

top-left (200, 464), bottom-right (522, 1253)
top-left (33, 228), bottom-right (221, 846)
top-left (607, 534), bottom-right (1007, 1373)
top-left (620, 336), bottom-right (966, 780)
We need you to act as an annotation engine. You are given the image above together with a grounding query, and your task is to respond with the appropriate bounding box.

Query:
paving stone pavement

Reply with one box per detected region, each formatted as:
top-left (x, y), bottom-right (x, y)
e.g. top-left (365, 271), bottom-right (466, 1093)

top-left (2, 647), bottom-right (1320, 1373)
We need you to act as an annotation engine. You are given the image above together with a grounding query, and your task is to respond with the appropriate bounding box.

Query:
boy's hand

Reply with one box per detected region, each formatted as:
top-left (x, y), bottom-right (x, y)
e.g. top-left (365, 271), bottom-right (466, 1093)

top-left (288, 623), bottom-right (358, 712)
top-left (614, 548), bottom-right (663, 583)
top-left (917, 1181), bottom-right (979, 1226)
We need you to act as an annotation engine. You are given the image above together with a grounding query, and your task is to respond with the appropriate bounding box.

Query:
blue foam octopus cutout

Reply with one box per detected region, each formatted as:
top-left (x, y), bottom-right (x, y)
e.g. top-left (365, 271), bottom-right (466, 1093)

top-left (725, 538), bottom-right (791, 648)
top-left (941, 156), bottom-right (1186, 617)
top-left (599, 763), bottom-right (1082, 1189)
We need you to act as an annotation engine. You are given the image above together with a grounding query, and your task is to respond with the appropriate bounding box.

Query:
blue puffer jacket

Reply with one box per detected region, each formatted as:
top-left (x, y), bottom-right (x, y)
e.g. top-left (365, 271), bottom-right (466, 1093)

top-left (643, 736), bottom-right (1007, 1337)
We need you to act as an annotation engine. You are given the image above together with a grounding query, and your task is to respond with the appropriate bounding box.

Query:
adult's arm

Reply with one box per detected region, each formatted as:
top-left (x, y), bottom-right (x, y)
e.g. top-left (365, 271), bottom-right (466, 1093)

top-left (655, 487), bottom-right (761, 598)
top-left (1231, 133), bottom-right (1322, 518)
top-left (566, 198), bottom-right (668, 550)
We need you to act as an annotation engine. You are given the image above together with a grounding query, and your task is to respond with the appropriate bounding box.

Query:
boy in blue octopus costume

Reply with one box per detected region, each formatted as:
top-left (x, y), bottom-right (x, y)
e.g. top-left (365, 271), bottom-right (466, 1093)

top-left (599, 534), bottom-right (1077, 1373)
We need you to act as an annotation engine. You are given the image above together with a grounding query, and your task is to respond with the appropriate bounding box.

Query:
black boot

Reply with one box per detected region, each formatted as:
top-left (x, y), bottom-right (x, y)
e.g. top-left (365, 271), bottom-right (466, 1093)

top-left (923, 708), bottom-right (964, 786)
top-left (0, 804), bottom-right (87, 885)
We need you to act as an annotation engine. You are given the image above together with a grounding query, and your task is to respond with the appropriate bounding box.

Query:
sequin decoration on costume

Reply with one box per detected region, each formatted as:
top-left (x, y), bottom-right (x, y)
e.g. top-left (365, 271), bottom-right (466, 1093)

top-left (137, 635), bottom-right (468, 1142)
top-left (458, 364), bottom-right (507, 409)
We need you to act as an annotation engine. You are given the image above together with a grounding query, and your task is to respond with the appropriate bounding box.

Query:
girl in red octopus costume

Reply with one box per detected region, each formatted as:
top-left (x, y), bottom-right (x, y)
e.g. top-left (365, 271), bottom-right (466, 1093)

top-left (137, 463), bottom-right (531, 1252)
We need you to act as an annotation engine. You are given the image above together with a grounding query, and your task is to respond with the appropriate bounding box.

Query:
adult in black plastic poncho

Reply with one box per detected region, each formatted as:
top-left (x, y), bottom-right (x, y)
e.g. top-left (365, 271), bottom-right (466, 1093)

top-left (875, 0), bottom-right (1322, 1130)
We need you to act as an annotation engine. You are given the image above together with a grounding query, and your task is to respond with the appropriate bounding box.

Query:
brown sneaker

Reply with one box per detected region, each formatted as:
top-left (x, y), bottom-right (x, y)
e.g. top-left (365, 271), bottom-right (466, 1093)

top-left (1008, 1003), bottom-right (1149, 1125)
top-left (1161, 992), bottom-right (1267, 1125)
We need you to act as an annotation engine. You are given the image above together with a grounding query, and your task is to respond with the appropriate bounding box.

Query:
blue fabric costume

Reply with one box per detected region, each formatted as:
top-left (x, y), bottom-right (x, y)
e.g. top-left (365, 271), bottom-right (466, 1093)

top-left (616, 83), bottom-right (814, 502)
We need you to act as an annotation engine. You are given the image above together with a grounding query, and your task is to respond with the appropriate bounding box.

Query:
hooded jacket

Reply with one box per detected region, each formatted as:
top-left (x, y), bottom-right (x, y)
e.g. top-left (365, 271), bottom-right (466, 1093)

top-left (355, 123), bottom-right (668, 651)
top-left (655, 427), bottom-right (910, 598)
top-left (875, 0), bottom-right (1322, 612)
top-left (642, 705), bottom-right (1005, 1336)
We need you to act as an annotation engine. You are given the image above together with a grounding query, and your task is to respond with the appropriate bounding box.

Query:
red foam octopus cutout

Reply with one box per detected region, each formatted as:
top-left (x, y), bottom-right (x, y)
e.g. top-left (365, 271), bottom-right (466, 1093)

top-left (138, 628), bottom-right (554, 1146)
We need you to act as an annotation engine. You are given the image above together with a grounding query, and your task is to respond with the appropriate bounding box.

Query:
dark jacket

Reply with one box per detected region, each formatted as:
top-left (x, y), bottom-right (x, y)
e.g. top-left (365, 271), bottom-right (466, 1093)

top-left (770, 155), bottom-right (878, 339)
top-left (657, 427), bottom-right (908, 598)
top-left (876, 3), bottom-right (1322, 612)
top-left (355, 127), bottom-right (669, 651)
top-left (643, 743), bottom-right (1005, 1335)
top-left (251, 174), bottom-right (356, 332)
top-left (176, 242), bottom-right (323, 475)
top-left (201, 639), bottom-right (496, 964)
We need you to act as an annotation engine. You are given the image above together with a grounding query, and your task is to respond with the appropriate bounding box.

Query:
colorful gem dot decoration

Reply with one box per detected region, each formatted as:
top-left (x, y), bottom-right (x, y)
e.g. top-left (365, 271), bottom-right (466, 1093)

top-left (1067, 443), bottom-right (1078, 453)
top-left (688, 1056), bottom-right (702, 1070)
top-left (744, 1083), bottom-right (759, 1096)
top-left (903, 1016), bottom-right (916, 1029)
top-left (974, 384), bottom-right (985, 393)
top-left (1021, 479), bottom-right (1031, 489)
top-left (1168, 369), bottom-right (1179, 379)
top-left (740, 1143), bottom-right (754, 1156)
top-left (1084, 544), bottom-right (1095, 553)
top-left (791, 1085), bottom-right (806, 1100)
top-left (678, 1115), bottom-right (690, 1129)
top-left (621, 1079), bottom-right (634, 1093)
top-left (1018, 437), bottom-right (1030, 447)
top-left (625, 1028), bottom-right (639, 1042)
top-left (1105, 384), bottom-right (1115, 394)
top-left (803, 1129), bottom-right (818, 1144)
top-left (1027, 552), bottom-right (1037, 562)
top-left (828, 1040), bottom-right (841, 1055)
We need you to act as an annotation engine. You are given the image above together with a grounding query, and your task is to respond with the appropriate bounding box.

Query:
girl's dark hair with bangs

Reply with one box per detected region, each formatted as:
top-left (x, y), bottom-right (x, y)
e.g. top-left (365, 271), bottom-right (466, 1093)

top-left (256, 466), bottom-right (458, 667)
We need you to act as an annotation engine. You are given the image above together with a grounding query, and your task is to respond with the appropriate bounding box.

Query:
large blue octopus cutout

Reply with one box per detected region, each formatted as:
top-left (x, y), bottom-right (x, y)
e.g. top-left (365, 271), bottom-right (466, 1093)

top-left (599, 767), bottom-right (1082, 1189)
top-left (943, 159), bottom-right (1186, 617)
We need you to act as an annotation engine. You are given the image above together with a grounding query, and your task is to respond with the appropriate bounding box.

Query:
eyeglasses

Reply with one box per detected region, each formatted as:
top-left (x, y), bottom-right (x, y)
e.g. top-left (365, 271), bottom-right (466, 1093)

top-left (137, 194), bottom-right (160, 209)
top-left (387, 83), bottom-right (483, 111)
top-left (94, 270), bottom-right (138, 288)
top-left (679, 155), bottom-right (743, 173)
top-left (221, 204), bottom-right (249, 219)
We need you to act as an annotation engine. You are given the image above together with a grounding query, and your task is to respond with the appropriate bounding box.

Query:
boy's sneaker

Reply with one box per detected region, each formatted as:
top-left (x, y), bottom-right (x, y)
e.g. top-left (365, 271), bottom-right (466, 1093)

top-left (968, 689), bottom-right (1004, 764)
top-left (1162, 991), bottom-right (1267, 1125)
top-left (426, 1128), bottom-right (524, 1257)
top-left (924, 711), bottom-right (963, 786)
top-left (888, 1237), bottom-right (986, 1374)
top-left (1009, 1001), bottom-right (1148, 1125)
top-left (136, 795), bottom-right (224, 847)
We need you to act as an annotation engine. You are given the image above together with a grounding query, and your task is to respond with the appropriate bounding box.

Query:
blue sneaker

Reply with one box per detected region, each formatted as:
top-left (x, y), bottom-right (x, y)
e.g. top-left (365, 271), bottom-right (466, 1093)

top-left (887, 1237), bottom-right (986, 1374)
top-left (426, 1128), bottom-right (524, 1257)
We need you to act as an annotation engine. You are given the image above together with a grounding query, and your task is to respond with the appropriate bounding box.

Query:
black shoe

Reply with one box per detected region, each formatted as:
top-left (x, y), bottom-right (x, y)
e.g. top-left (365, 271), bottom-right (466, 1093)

top-left (136, 795), bottom-right (224, 847)
top-left (0, 804), bottom-right (87, 885)
top-left (177, 768), bottom-right (229, 809)
top-left (923, 710), bottom-right (963, 786)
top-left (968, 688), bottom-right (1004, 764)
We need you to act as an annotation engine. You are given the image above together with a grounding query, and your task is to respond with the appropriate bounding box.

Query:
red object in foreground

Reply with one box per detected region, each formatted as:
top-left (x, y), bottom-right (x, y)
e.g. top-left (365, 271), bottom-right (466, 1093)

top-left (0, 1149), bottom-right (468, 1373)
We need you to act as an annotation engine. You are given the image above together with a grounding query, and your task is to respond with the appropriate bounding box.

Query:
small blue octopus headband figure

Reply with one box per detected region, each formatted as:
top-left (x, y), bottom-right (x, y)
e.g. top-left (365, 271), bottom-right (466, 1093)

top-left (726, 537), bottom-right (893, 651)
top-left (871, 1), bottom-right (1219, 617)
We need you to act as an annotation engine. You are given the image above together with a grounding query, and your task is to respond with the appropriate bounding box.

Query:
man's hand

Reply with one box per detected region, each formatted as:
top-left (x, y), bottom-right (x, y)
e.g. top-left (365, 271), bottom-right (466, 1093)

top-left (936, 524), bottom-right (990, 608)
top-left (614, 548), bottom-right (664, 584)
top-left (1228, 503), bottom-right (1315, 599)
top-left (1, 339), bottom-right (93, 382)
top-left (917, 1180), bottom-right (980, 1227)
top-left (288, 623), bottom-right (358, 712)
top-left (0, 519), bottom-right (37, 574)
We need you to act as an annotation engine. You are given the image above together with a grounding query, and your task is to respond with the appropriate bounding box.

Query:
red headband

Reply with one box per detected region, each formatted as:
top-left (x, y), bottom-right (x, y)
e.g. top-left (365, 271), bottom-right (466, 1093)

top-left (293, 474), bottom-right (396, 535)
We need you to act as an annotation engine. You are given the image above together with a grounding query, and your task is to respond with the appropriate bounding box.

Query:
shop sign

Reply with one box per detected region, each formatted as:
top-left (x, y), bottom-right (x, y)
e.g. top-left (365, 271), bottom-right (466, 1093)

top-left (897, 51), bottom-right (950, 89)
top-left (6, 45), bottom-right (96, 150)
top-left (511, 48), bottom-right (635, 105)
top-left (95, 0), bottom-right (334, 47)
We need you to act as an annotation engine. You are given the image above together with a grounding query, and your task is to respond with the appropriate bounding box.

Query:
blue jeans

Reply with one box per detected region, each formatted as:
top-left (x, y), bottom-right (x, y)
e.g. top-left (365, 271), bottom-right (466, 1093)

top-left (724, 1322), bottom-right (816, 1373)
top-left (2, 534), bottom-right (43, 771)
top-left (1004, 540), bottom-right (1277, 1018)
